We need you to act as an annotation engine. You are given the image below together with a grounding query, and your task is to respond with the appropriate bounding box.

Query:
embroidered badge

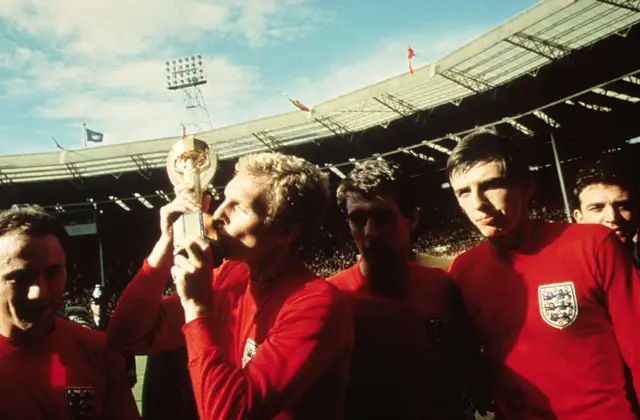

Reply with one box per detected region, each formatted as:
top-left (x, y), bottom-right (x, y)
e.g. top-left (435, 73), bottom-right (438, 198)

top-left (538, 282), bottom-right (578, 329)
top-left (425, 317), bottom-right (447, 349)
top-left (242, 338), bottom-right (259, 368)
top-left (65, 386), bottom-right (96, 419)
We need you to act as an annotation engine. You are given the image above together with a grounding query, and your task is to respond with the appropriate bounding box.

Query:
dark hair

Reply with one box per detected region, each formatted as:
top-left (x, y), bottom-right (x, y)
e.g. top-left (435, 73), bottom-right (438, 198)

top-left (336, 159), bottom-right (416, 216)
top-left (446, 130), bottom-right (529, 184)
top-left (0, 206), bottom-right (69, 250)
top-left (573, 157), bottom-right (636, 206)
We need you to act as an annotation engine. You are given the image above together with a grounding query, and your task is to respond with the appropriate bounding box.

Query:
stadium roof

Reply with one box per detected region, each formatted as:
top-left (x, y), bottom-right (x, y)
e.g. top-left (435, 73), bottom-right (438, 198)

top-left (1, 0), bottom-right (639, 185)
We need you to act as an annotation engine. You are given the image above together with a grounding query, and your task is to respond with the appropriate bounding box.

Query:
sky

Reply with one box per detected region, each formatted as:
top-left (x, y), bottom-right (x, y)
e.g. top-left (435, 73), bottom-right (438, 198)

top-left (0, 0), bottom-right (538, 155)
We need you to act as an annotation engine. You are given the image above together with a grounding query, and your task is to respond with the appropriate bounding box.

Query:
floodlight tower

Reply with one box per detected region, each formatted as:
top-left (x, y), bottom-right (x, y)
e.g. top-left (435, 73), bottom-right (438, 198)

top-left (166, 55), bottom-right (213, 133)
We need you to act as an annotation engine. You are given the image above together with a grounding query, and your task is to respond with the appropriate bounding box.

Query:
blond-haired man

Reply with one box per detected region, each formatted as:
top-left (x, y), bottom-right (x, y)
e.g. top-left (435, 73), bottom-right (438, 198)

top-left (107, 153), bottom-right (353, 420)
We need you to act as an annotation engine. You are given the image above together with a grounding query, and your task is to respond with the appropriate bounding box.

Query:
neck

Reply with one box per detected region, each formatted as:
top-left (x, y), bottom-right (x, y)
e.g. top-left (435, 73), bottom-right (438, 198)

top-left (0, 318), bottom-right (55, 345)
top-left (489, 217), bottom-right (535, 252)
top-left (359, 258), bottom-right (409, 298)
top-left (247, 247), bottom-right (304, 283)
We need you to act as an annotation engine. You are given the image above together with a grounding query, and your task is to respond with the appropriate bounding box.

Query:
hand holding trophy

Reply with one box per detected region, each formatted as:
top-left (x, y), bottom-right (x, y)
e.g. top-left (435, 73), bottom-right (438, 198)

top-left (166, 133), bottom-right (218, 256)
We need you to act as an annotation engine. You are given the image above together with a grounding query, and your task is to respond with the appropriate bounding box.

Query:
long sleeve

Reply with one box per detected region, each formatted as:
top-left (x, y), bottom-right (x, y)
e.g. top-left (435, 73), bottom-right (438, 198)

top-left (596, 233), bottom-right (640, 400)
top-left (182, 285), bottom-right (353, 420)
top-left (102, 348), bottom-right (141, 420)
top-left (448, 281), bottom-right (494, 415)
top-left (107, 260), bottom-right (186, 354)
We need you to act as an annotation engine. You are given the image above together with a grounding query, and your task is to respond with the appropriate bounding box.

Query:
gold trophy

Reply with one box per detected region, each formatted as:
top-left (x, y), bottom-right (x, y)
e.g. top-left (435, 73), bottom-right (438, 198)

top-left (166, 134), bottom-right (218, 255)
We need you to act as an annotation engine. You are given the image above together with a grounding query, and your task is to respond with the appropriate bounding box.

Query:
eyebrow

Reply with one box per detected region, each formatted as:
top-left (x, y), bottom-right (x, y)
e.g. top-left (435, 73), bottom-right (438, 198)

top-left (586, 199), bottom-right (633, 207)
top-left (453, 175), bottom-right (506, 194)
top-left (3, 264), bottom-right (65, 280)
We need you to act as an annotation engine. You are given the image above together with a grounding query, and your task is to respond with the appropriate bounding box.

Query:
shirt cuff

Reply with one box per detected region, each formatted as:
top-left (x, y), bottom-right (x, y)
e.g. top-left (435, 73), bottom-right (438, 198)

top-left (182, 316), bottom-right (218, 362)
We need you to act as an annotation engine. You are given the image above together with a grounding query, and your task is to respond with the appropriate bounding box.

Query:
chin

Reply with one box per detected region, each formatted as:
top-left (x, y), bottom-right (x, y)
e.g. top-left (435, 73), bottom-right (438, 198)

top-left (17, 314), bottom-right (54, 333)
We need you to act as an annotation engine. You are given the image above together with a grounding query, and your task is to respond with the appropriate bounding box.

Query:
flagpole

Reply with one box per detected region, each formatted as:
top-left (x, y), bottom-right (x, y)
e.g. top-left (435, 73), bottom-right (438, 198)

top-left (82, 123), bottom-right (87, 148)
top-left (550, 133), bottom-right (572, 223)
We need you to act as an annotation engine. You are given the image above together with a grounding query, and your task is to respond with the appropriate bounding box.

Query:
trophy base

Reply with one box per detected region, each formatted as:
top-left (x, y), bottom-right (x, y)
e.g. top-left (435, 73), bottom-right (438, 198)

top-left (173, 211), bottom-right (205, 256)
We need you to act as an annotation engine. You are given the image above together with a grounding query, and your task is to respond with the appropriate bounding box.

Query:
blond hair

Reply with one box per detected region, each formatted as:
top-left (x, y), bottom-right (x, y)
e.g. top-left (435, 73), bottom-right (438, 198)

top-left (235, 152), bottom-right (329, 244)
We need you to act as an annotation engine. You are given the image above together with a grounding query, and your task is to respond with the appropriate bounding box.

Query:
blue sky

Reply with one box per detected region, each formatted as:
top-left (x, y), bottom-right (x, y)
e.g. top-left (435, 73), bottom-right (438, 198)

top-left (0, 0), bottom-right (537, 155)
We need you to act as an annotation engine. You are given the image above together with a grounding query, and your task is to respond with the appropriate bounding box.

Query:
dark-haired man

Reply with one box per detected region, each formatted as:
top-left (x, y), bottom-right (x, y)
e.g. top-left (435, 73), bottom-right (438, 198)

top-left (0, 206), bottom-right (139, 419)
top-left (573, 157), bottom-right (639, 268)
top-left (329, 159), bottom-right (479, 419)
top-left (447, 131), bottom-right (640, 419)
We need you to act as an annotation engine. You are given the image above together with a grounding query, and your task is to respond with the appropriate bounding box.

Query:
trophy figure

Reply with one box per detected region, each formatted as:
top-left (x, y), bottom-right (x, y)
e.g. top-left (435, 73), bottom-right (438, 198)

top-left (166, 135), bottom-right (218, 255)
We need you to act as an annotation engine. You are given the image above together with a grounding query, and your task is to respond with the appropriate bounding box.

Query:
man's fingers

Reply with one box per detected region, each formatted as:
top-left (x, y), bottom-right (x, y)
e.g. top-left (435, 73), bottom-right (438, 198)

top-left (165, 197), bottom-right (199, 215)
top-left (170, 265), bottom-right (185, 284)
top-left (184, 237), bottom-right (212, 268)
top-left (174, 254), bottom-right (196, 273)
top-left (174, 182), bottom-right (195, 196)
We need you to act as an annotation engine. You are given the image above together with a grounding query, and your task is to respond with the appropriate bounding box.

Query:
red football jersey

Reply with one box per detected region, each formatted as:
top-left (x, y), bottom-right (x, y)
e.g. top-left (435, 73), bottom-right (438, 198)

top-left (450, 221), bottom-right (640, 419)
top-left (108, 259), bottom-right (353, 420)
top-left (0, 317), bottom-right (139, 420)
top-left (329, 261), bottom-right (472, 419)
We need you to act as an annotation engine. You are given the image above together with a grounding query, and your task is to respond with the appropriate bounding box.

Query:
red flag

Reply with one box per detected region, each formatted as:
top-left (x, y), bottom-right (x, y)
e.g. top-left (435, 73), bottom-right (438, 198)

top-left (52, 136), bottom-right (64, 150)
top-left (288, 97), bottom-right (311, 112)
top-left (408, 47), bottom-right (416, 75)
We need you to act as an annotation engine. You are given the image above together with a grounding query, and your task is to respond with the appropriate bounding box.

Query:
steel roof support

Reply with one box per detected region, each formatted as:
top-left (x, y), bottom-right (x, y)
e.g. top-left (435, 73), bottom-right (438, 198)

top-left (252, 130), bottom-right (284, 151)
top-left (0, 169), bottom-right (12, 185)
top-left (373, 93), bottom-right (418, 117)
top-left (130, 154), bottom-right (152, 180)
top-left (596, 0), bottom-right (640, 13)
top-left (65, 163), bottom-right (83, 181)
top-left (65, 163), bottom-right (85, 190)
top-left (439, 68), bottom-right (494, 93)
top-left (314, 115), bottom-right (352, 139)
top-left (506, 33), bottom-right (572, 60)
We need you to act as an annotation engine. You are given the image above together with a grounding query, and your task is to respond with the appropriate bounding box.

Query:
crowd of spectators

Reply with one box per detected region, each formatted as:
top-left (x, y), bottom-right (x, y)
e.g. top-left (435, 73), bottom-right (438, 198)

top-left (60, 205), bottom-right (566, 318)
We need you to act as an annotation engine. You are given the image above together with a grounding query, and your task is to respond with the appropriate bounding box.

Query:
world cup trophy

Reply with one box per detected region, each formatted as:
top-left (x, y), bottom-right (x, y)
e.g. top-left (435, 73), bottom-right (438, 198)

top-left (166, 135), bottom-right (218, 255)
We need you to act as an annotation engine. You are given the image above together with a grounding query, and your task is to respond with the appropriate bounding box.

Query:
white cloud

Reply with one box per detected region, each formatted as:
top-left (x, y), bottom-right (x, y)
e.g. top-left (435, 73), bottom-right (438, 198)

top-left (0, 0), bottom-right (324, 57)
top-left (0, 0), bottom-right (485, 153)
top-left (29, 54), bottom-right (260, 145)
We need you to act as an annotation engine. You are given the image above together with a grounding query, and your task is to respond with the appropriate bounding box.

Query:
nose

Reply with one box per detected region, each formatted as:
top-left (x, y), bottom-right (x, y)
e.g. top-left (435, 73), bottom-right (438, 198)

top-left (603, 204), bottom-right (618, 224)
top-left (470, 188), bottom-right (487, 211)
top-left (211, 200), bottom-right (229, 225)
top-left (27, 276), bottom-right (49, 302)
top-left (363, 217), bottom-right (379, 238)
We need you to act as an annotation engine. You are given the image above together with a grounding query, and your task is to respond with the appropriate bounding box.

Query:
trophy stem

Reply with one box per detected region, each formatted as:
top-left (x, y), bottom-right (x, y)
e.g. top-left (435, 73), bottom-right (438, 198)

top-left (167, 135), bottom-right (217, 255)
top-left (184, 165), bottom-right (203, 205)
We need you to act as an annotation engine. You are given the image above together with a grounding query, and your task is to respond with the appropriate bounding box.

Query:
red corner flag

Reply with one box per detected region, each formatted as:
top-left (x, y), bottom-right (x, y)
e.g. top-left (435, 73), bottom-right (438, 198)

top-left (284, 94), bottom-right (311, 112)
top-left (408, 47), bottom-right (416, 74)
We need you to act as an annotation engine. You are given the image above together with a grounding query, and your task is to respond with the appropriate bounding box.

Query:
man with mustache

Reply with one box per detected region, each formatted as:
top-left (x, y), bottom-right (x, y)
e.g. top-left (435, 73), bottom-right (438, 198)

top-left (0, 206), bottom-right (139, 419)
top-left (107, 152), bottom-right (353, 420)
top-left (573, 157), bottom-right (639, 269)
top-left (328, 159), bottom-right (481, 419)
top-left (447, 131), bottom-right (640, 419)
